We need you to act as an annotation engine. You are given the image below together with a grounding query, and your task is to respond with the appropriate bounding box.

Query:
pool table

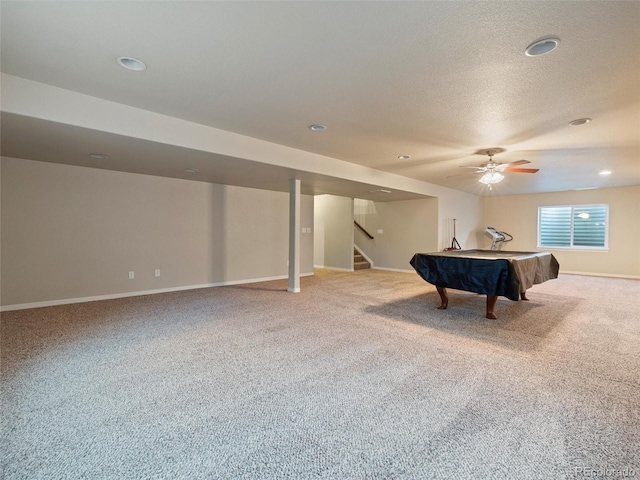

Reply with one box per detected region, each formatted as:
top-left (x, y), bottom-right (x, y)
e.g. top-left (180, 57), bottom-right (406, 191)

top-left (410, 250), bottom-right (559, 319)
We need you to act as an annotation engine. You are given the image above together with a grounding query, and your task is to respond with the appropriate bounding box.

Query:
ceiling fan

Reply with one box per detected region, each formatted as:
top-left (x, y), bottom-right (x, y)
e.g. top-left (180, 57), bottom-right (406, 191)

top-left (461, 149), bottom-right (539, 189)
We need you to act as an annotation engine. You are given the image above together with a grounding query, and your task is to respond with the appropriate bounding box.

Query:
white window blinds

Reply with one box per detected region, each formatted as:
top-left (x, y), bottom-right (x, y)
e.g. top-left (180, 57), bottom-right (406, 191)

top-left (538, 204), bottom-right (608, 249)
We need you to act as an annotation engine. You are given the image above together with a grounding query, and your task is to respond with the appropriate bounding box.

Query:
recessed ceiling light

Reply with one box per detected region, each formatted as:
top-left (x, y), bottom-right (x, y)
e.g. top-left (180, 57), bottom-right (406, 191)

top-left (599, 170), bottom-right (612, 176)
top-left (89, 153), bottom-right (109, 159)
top-left (185, 168), bottom-right (199, 173)
top-left (309, 124), bottom-right (326, 132)
top-left (369, 189), bottom-right (392, 194)
top-left (116, 56), bottom-right (147, 71)
top-left (525, 37), bottom-right (560, 57)
top-left (569, 118), bottom-right (592, 126)
top-left (398, 155), bottom-right (411, 160)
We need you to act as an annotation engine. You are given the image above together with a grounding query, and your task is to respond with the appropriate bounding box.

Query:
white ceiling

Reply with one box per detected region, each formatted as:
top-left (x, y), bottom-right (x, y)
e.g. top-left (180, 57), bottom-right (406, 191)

top-left (1, 1), bottom-right (639, 197)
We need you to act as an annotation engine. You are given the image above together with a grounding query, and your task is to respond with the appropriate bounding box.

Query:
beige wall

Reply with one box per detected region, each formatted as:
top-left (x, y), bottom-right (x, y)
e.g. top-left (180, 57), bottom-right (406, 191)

top-left (354, 198), bottom-right (439, 271)
top-left (222, 185), bottom-right (314, 281)
top-left (483, 186), bottom-right (640, 277)
top-left (1, 157), bottom-right (314, 308)
top-left (314, 195), bottom-right (354, 270)
top-left (317, 191), bottom-right (482, 272)
top-left (437, 190), bottom-right (484, 251)
top-left (9, 155), bottom-right (633, 311)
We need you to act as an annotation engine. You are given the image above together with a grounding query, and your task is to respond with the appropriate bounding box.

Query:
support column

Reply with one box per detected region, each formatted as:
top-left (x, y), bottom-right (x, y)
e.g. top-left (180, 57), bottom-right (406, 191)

top-left (288, 178), bottom-right (301, 293)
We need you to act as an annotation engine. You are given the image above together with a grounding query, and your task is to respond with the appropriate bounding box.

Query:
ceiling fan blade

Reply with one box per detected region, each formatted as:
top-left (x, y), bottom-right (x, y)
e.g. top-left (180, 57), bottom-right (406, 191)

top-left (503, 167), bottom-right (539, 173)
top-left (504, 159), bottom-right (531, 167)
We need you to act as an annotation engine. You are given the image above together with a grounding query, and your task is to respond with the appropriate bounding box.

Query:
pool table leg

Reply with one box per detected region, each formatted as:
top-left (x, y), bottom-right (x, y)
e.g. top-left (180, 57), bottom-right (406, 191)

top-left (486, 295), bottom-right (498, 319)
top-left (436, 286), bottom-right (449, 310)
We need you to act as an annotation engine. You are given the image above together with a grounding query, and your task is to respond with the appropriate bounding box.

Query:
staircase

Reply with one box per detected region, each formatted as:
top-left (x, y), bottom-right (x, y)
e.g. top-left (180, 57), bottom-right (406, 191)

top-left (354, 248), bottom-right (371, 270)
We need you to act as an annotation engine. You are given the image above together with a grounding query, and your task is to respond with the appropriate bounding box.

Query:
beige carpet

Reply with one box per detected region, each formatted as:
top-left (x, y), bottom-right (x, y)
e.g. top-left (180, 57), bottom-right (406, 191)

top-left (2, 269), bottom-right (639, 479)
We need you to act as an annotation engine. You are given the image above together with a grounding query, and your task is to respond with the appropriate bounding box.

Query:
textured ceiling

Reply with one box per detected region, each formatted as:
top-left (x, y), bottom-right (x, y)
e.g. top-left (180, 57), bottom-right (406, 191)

top-left (1, 1), bottom-right (639, 196)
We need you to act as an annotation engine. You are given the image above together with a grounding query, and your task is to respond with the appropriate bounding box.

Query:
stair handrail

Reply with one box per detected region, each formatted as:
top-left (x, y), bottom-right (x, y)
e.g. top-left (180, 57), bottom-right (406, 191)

top-left (354, 221), bottom-right (374, 239)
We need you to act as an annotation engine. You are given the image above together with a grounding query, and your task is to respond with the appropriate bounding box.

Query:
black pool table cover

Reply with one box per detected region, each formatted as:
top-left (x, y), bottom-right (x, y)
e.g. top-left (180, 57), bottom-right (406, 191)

top-left (410, 250), bottom-right (559, 301)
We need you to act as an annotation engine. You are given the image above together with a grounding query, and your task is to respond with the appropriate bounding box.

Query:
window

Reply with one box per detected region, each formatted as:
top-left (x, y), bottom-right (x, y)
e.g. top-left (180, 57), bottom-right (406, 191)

top-left (538, 204), bottom-right (608, 249)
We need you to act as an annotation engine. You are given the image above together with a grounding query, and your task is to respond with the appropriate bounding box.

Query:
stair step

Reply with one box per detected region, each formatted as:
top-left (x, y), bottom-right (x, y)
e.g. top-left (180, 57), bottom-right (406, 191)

top-left (354, 248), bottom-right (371, 270)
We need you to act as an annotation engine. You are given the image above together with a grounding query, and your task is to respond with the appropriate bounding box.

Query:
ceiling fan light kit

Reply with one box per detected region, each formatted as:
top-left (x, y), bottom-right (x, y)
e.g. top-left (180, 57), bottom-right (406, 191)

top-left (479, 171), bottom-right (505, 185)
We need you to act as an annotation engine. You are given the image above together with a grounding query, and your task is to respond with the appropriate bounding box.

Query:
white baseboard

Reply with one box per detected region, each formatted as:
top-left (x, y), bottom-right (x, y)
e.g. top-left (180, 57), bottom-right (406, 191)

top-left (314, 265), bottom-right (354, 272)
top-left (0, 272), bottom-right (315, 312)
top-left (372, 266), bottom-right (415, 274)
top-left (315, 264), bottom-right (413, 274)
top-left (559, 270), bottom-right (640, 280)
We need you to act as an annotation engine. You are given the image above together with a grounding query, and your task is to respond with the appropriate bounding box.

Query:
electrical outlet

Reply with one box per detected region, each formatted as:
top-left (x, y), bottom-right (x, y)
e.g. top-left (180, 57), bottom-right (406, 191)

top-left (155, 269), bottom-right (161, 277)
top-left (129, 271), bottom-right (135, 279)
